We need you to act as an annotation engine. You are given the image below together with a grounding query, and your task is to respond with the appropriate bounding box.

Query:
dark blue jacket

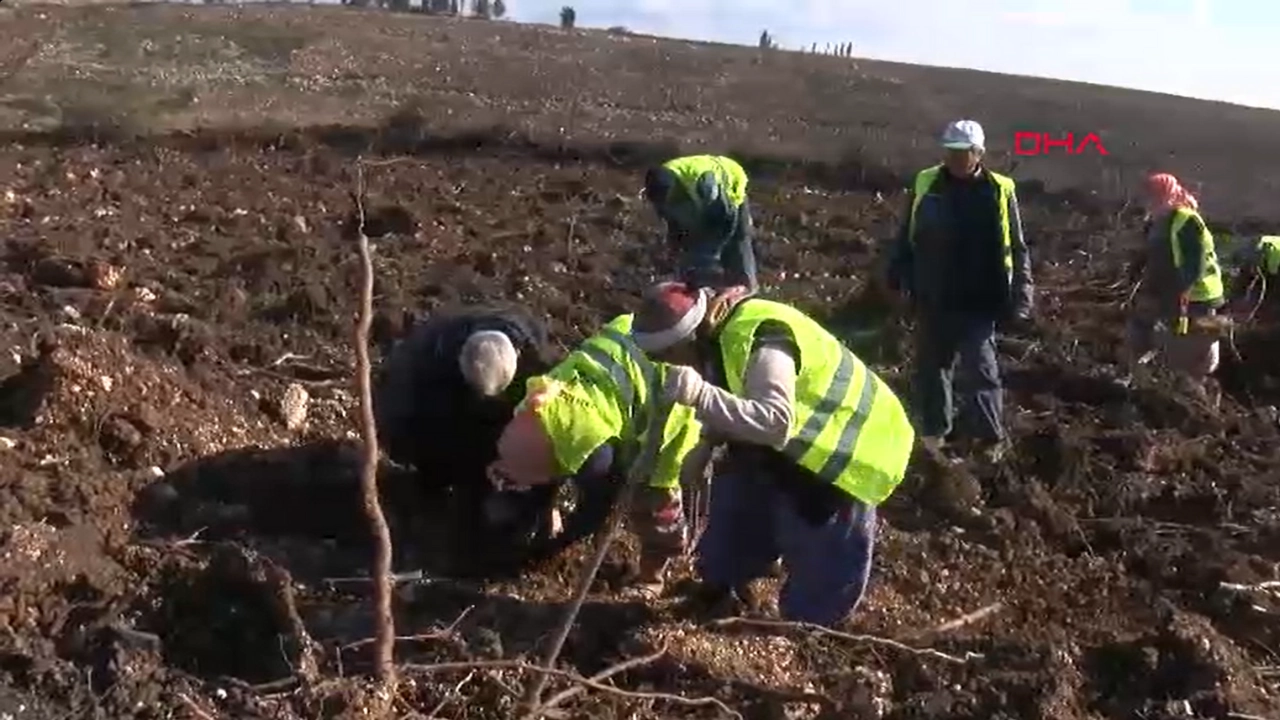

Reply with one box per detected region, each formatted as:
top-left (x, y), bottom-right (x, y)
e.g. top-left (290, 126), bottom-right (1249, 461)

top-left (886, 166), bottom-right (1033, 319)
top-left (652, 169), bottom-right (756, 290)
top-left (373, 305), bottom-right (555, 480)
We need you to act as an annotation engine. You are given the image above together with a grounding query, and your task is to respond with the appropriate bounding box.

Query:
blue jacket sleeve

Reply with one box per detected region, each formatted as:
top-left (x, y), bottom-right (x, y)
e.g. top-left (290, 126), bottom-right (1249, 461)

top-left (885, 191), bottom-right (915, 295)
top-left (676, 171), bottom-right (737, 286)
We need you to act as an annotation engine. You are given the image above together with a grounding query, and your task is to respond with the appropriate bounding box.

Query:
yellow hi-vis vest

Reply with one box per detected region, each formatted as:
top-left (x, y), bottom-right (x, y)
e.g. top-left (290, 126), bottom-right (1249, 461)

top-left (907, 165), bottom-right (1016, 284)
top-left (714, 299), bottom-right (915, 506)
top-left (520, 314), bottom-right (701, 490)
top-left (1168, 207), bottom-right (1224, 303)
top-left (1258, 236), bottom-right (1280, 276)
top-left (662, 155), bottom-right (749, 209)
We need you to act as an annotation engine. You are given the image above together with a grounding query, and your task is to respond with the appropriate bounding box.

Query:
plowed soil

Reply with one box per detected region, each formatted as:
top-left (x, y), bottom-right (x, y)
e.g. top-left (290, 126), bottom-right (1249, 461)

top-left (0, 4), bottom-right (1278, 720)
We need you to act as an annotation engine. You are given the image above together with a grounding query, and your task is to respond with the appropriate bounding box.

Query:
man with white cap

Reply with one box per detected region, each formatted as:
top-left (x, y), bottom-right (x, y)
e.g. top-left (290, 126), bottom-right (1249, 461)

top-left (625, 281), bottom-right (915, 627)
top-left (887, 119), bottom-right (1033, 463)
top-left (374, 304), bottom-right (558, 574)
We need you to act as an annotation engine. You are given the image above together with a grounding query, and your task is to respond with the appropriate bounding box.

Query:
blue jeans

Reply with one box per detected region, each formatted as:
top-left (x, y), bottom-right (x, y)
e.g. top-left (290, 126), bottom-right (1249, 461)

top-left (914, 312), bottom-right (1004, 441)
top-left (695, 469), bottom-right (876, 627)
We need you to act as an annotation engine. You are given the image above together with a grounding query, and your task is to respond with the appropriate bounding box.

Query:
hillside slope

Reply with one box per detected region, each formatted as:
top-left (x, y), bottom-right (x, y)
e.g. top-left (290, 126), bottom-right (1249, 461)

top-left (0, 4), bottom-right (1276, 720)
top-left (2, 3), bottom-right (1280, 221)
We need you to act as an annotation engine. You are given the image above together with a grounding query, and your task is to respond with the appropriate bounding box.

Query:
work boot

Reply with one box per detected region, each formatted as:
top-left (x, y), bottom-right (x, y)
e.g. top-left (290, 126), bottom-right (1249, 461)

top-left (624, 553), bottom-right (670, 600)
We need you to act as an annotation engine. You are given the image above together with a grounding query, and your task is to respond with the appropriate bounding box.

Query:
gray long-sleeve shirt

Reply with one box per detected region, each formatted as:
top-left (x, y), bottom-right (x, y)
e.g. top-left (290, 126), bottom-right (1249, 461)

top-left (886, 166), bottom-right (1033, 319)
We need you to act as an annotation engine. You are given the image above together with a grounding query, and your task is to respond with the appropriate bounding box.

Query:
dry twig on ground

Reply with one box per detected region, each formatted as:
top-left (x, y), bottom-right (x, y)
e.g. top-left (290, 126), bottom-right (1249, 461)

top-left (711, 617), bottom-right (982, 664)
top-left (404, 658), bottom-right (739, 718)
top-left (353, 158), bottom-right (398, 703)
top-left (177, 692), bottom-right (217, 720)
top-left (536, 646), bottom-right (667, 713)
top-left (920, 602), bottom-right (1005, 637)
top-left (341, 606), bottom-right (473, 652)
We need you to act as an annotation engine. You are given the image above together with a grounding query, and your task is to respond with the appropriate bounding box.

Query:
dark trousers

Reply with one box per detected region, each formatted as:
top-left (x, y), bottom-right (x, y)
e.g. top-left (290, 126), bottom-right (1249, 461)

top-left (695, 467), bottom-right (876, 627)
top-left (677, 201), bottom-right (759, 292)
top-left (913, 313), bottom-right (1004, 441)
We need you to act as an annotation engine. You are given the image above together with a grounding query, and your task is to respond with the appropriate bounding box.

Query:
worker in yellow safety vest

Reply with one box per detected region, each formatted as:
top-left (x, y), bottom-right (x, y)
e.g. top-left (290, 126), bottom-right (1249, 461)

top-left (1228, 235), bottom-right (1280, 318)
top-left (628, 281), bottom-right (915, 627)
top-left (1125, 173), bottom-right (1225, 390)
top-left (486, 313), bottom-right (707, 596)
top-left (886, 119), bottom-right (1033, 463)
top-left (644, 155), bottom-right (759, 291)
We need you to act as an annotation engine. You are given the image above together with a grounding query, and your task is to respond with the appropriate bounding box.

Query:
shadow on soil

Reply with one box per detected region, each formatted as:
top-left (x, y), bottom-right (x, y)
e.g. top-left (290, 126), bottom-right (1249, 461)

top-left (125, 440), bottom-right (664, 686)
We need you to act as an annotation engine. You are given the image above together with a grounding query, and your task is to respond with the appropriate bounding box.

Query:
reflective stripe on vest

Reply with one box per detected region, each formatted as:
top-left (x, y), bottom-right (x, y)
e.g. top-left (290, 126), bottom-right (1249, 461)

top-left (1168, 208), bottom-right (1224, 303)
top-left (716, 299), bottom-right (915, 506)
top-left (906, 165), bottom-right (1015, 283)
top-left (662, 155), bottom-right (748, 208)
top-left (573, 314), bottom-right (657, 418)
top-left (534, 314), bottom-right (698, 488)
top-left (1260, 236), bottom-right (1280, 275)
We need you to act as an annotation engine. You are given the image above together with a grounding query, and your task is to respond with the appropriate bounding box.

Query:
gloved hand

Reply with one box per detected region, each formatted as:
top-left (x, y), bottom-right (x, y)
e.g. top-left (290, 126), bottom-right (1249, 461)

top-left (662, 365), bottom-right (707, 407)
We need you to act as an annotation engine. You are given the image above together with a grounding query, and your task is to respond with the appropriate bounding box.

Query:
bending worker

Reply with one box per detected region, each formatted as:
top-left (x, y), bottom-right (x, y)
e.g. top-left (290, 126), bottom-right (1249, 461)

top-left (1228, 234), bottom-right (1280, 317)
top-left (373, 304), bottom-right (558, 573)
top-left (644, 154), bottom-right (759, 291)
top-left (887, 119), bottom-right (1033, 462)
top-left (486, 313), bottom-right (706, 595)
top-left (629, 281), bottom-right (915, 627)
top-left (1125, 173), bottom-right (1225, 397)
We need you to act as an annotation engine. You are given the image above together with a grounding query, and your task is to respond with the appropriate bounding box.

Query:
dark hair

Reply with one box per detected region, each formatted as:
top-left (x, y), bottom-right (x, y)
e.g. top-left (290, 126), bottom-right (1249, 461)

top-left (644, 166), bottom-right (675, 204)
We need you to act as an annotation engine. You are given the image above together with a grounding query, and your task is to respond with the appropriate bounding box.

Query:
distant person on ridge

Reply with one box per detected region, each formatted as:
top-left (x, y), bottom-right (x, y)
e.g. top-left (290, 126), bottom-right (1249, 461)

top-left (644, 155), bottom-right (759, 292)
top-left (886, 119), bottom-right (1033, 463)
top-left (1124, 173), bottom-right (1225, 399)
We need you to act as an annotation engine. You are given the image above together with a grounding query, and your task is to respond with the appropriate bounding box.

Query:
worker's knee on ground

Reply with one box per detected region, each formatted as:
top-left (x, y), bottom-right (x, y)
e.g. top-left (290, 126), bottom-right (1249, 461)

top-left (776, 550), bottom-right (870, 627)
top-left (777, 583), bottom-right (858, 627)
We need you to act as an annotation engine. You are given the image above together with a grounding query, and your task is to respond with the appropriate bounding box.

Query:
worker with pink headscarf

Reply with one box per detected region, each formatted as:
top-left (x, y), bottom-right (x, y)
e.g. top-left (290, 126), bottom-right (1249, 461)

top-left (1125, 173), bottom-right (1225, 398)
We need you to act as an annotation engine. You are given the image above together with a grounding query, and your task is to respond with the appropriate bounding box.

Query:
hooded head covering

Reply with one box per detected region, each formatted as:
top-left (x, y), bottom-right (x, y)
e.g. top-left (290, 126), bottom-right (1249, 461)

top-left (1145, 173), bottom-right (1199, 214)
top-left (643, 166), bottom-right (677, 206)
top-left (631, 281), bottom-right (710, 353)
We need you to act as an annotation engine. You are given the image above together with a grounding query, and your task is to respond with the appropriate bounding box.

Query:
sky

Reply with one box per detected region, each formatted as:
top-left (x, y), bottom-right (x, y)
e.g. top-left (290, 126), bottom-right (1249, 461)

top-left (504, 0), bottom-right (1280, 110)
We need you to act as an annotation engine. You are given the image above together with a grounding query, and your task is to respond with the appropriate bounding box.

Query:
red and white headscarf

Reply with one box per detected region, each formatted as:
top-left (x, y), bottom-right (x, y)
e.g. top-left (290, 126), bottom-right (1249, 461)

top-left (631, 282), bottom-right (710, 352)
top-left (1145, 172), bottom-right (1199, 214)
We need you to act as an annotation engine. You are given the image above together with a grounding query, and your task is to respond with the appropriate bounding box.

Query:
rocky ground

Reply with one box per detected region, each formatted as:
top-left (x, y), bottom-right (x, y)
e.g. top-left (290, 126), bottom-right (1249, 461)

top-left (0, 4), bottom-right (1278, 720)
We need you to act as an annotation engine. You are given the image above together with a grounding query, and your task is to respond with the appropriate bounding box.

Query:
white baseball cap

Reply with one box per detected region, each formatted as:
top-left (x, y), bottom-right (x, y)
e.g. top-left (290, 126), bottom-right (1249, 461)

top-left (941, 119), bottom-right (985, 151)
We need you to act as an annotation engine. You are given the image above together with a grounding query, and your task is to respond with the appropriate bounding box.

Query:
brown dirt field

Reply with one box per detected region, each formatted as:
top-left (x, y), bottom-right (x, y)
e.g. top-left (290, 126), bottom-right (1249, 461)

top-left (0, 4), bottom-right (1278, 719)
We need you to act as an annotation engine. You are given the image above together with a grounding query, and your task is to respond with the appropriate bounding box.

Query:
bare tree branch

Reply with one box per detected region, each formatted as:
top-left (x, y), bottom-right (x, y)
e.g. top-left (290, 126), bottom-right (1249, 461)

top-left (354, 159), bottom-right (398, 702)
